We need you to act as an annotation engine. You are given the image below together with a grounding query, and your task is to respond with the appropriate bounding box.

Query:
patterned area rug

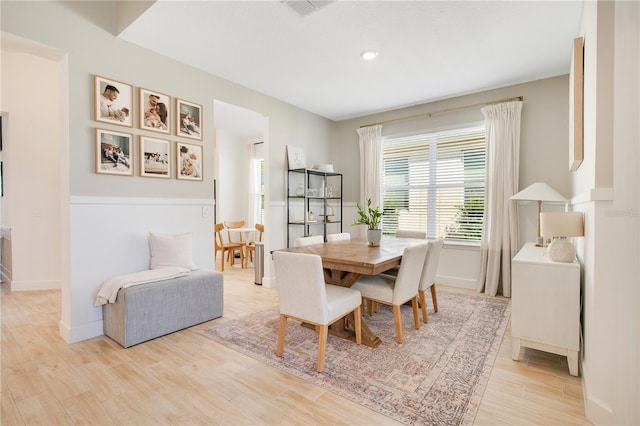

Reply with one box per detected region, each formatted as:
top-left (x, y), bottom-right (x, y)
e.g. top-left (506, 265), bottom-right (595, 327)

top-left (201, 289), bottom-right (510, 425)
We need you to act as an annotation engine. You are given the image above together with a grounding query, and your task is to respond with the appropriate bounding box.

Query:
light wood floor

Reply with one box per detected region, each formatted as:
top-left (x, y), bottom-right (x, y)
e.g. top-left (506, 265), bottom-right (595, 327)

top-left (1, 260), bottom-right (592, 425)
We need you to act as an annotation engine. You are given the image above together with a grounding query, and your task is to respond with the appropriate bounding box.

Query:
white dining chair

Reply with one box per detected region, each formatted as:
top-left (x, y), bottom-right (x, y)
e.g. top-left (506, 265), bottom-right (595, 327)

top-left (273, 251), bottom-right (362, 372)
top-left (351, 243), bottom-right (428, 344)
top-left (418, 239), bottom-right (444, 323)
top-left (294, 235), bottom-right (324, 247)
top-left (326, 232), bottom-right (351, 242)
top-left (395, 229), bottom-right (427, 239)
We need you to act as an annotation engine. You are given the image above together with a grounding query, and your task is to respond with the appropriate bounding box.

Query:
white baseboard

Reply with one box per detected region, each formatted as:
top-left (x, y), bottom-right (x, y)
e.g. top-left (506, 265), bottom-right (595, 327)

top-left (59, 318), bottom-right (103, 344)
top-left (437, 274), bottom-right (477, 290)
top-left (10, 279), bottom-right (61, 291)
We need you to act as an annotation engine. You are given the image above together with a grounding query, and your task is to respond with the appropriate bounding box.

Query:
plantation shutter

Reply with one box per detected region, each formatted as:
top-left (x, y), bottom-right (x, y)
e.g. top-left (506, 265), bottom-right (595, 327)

top-left (382, 125), bottom-right (486, 242)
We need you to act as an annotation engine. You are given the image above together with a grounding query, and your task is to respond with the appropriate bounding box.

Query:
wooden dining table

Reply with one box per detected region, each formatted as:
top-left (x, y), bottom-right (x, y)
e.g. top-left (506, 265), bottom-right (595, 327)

top-left (273, 236), bottom-right (426, 347)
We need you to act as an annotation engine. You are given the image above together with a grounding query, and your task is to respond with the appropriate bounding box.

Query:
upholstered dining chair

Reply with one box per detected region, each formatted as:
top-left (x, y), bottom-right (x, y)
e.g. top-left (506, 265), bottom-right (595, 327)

top-left (214, 223), bottom-right (244, 272)
top-left (273, 251), bottom-right (362, 372)
top-left (326, 232), bottom-right (351, 242)
top-left (351, 243), bottom-right (428, 344)
top-left (395, 229), bottom-right (427, 239)
top-left (294, 235), bottom-right (324, 247)
top-left (417, 239), bottom-right (444, 324)
top-left (245, 223), bottom-right (264, 264)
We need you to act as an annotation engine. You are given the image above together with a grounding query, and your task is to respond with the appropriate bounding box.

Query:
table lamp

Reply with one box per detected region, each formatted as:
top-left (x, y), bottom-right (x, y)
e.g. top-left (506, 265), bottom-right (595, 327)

top-left (510, 182), bottom-right (568, 245)
top-left (540, 212), bottom-right (584, 262)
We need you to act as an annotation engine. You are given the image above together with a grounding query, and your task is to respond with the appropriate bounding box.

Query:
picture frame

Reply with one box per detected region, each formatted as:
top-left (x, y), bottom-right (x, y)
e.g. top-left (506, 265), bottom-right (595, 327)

top-left (287, 145), bottom-right (307, 170)
top-left (139, 88), bottom-right (171, 134)
top-left (176, 98), bottom-right (203, 140)
top-left (95, 128), bottom-right (134, 176)
top-left (94, 75), bottom-right (133, 127)
top-left (569, 36), bottom-right (584, 172)
top-left (176, 142), bottom-right (203, 181)
top-left (140, 136), bottom-right (171, 178)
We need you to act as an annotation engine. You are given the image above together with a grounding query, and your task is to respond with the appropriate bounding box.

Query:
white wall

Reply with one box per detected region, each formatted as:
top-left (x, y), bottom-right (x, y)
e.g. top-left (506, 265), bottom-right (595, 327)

top-left (216, 129), bottom-right (248, 223)
top-left (574, 1), bottom-right (640, 424)
top-left (1, 47), bottom-right (62, 291)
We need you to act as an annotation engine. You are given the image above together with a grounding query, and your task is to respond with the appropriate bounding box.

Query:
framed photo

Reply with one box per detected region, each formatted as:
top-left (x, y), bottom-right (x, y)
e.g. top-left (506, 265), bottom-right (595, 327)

top-left (95, 128), bottom-right (134, 176)
top-left (176, 98), bottom-right (203, 140)
top-left (176, 142), bottom-right (203, 181)
top-left (139, 88), bottom-right (171, 134)
top-left (569, 36), bottom-right (584, 171)
top-left (94, 75), bottom-right (133, 127)
top-left (140, 137), bottom-right (171, 178)
top-left (287, 145), bottom-right (307, 170)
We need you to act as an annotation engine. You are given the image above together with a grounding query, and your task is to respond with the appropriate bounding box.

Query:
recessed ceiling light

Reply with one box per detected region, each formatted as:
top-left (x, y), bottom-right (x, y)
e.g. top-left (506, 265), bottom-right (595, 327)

top-left (360, 50), bottom-right (378, 60)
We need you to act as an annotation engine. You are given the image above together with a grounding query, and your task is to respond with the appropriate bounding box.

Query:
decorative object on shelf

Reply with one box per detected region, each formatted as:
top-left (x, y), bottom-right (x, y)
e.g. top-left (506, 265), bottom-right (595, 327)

top-left (510, 182), bottom-right (567, 245)
top-left (287, 145), bottom-right (307, 169)
top-left (313, 163), bottom-right (334, 172)
top-left (295, 183), bottom-right (304, 196)
top-left (94, 75), bottom-right (133, 127)
top-left (540, 212), bottom-right (584, 262)
top-left (352, 198), bottom-right (383, 246)
top-left (176, 98), bottom-right (203, 141)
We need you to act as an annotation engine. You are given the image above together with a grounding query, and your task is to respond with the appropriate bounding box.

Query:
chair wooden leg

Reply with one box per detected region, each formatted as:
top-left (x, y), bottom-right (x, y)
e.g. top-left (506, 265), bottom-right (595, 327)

top-left (220, 250), bottom-right (225, 271)
top-left (354, 306), bottom-right (362, 345)
top-left (276, 314), bottom-right (287, 357)
top-left (430, 285), bottom-right (439, 312)
top-left (317, 325), bottom-right (328, 372)
top-left (419, 289), bottom-right (429, 324)
top-left (411, 297), bottom-right (421, 330)
top-left (367, 299), bottom-right (374, 316)
top-left (393, 305), bottom-right (404, 343)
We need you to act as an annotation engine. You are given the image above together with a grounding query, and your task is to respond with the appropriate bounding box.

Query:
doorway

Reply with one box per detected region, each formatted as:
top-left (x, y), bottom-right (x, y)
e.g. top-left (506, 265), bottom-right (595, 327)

top-left (212, 100), bottom-right (267, 271)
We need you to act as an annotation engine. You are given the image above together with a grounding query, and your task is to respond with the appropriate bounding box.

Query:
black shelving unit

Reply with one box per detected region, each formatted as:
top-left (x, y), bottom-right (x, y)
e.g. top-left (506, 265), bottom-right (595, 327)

top-left (286, 168), bottom-right (343, 247)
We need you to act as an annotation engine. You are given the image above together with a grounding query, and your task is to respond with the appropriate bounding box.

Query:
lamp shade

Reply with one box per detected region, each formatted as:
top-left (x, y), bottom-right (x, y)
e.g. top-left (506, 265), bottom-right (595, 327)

top-left (540, 212), bottom-right (584, 237)
top-left (510, 182), bottom-right (568, 202)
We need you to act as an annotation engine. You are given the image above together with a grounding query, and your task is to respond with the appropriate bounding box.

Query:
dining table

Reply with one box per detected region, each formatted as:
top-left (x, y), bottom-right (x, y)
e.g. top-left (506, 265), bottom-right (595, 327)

top-left (227, 227), bottom-right (257, 268)
top-left (273, 236), bottom-right (426, 347)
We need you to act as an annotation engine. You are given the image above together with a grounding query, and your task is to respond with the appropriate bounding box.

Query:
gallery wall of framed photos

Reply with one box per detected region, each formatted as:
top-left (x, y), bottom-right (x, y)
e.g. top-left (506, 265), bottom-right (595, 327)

top-left (93, 75), bottom-right (203, 181)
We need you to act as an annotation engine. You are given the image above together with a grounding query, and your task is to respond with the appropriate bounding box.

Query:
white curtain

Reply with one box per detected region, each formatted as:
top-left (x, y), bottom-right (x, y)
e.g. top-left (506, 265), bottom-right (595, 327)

top-left (246, 143), bottom-right (261, 227)
top-left (477, 101), bottom-right (523, 297)
top-left (356, 125), bottom-right (383, 208)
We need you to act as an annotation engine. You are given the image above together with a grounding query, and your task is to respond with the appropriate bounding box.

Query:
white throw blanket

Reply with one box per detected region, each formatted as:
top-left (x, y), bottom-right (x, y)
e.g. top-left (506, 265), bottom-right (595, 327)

top-left (94, 267), bottom-right (191, 306)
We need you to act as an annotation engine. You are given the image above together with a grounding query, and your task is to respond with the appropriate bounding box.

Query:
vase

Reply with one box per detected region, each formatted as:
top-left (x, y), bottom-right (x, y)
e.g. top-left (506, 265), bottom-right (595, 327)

top-left (367, 229), bottom-right (382, 247)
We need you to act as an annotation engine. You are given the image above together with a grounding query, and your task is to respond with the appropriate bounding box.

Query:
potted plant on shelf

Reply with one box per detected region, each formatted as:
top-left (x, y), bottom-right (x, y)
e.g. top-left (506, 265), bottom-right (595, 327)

top-left (352, 198), bottom-right (383, 246)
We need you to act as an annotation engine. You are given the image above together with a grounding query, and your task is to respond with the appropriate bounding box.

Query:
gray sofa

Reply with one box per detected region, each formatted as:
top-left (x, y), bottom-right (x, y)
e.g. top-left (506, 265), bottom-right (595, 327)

top-left (102, 269), bottom-right (223, 348)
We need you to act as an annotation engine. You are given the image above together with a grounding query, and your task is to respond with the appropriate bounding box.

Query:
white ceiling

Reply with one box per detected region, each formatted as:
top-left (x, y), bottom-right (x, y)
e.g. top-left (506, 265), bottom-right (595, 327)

top-left (119, 0), bottom-right (583, 122)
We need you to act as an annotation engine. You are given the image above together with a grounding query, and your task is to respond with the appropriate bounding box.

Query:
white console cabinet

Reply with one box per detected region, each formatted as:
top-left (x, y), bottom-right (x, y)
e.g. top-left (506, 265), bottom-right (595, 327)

top-left (511, 243), bottom-right (580, 376)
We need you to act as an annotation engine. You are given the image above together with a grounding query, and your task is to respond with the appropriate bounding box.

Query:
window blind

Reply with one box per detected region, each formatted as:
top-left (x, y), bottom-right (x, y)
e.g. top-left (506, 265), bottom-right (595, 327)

top-left (382, 125), bottom-right (486, 242)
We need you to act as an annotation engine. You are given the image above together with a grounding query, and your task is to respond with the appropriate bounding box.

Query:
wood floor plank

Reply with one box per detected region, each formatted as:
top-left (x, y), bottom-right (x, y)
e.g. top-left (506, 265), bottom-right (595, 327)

top-left (0, 259), bottom-right (592, 425)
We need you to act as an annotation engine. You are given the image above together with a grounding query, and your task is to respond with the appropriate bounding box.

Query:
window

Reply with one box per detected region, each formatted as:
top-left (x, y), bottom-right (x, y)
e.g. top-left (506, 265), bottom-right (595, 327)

top-left (382, 124), bottom-right (486, 242)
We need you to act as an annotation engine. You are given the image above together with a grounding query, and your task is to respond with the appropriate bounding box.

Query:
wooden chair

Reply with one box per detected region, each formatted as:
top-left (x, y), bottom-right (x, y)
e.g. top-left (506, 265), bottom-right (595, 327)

top-left (294, 235), bottom-right (324, 247)
top-left (417, 239), bottom-right (444, 323)
top-left (214, 223), bottom-right (244, 271)
top-left (326, 232), bottom-right (351, 242)
top-left (273, 251), bottom-right (362, 372)
top-left (224, 220), bottom-right (246, 263)
top-left (245, 223), bottom-right (264, 264)
top-left (351, 243), bottom-right (428, 343)
top-left (395, 229), bottom-right (427, 239)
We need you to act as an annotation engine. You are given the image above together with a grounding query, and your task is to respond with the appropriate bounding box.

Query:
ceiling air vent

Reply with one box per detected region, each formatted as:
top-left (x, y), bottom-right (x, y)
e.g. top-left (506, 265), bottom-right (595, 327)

top-left (281, 0), bottom-right (334, 17)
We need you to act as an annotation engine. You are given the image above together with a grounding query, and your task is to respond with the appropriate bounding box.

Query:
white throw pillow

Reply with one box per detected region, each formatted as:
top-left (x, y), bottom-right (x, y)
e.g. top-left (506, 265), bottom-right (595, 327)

top-left (148, 232), bottom-right (197, 270)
